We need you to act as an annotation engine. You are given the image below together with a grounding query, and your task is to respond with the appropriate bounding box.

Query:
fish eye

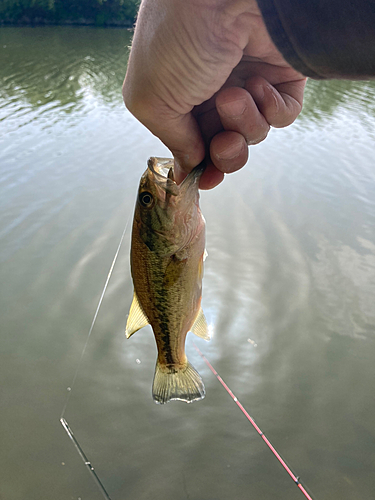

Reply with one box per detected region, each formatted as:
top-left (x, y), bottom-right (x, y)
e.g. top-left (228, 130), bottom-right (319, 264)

top-left (139, 191), bottom-right (154, 208)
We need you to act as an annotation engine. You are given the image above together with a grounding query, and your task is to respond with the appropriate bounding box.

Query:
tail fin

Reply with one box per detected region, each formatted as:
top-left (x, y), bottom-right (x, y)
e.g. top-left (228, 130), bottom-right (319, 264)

top-left (152, 360), bottom-right (205, 404)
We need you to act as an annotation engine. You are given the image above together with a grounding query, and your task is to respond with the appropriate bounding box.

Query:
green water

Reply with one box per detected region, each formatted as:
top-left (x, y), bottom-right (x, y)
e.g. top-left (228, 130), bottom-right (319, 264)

top-left (1, 26), bottom-right (375, 500)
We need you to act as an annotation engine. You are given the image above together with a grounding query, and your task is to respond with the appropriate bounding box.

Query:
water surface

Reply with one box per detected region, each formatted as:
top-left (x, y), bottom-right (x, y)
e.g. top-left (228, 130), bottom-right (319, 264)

top-left (1, 27), bottom-right (375, 500)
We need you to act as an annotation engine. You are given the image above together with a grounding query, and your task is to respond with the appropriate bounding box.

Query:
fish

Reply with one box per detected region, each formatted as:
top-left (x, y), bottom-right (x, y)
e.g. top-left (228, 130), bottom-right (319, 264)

top-left (125, 157), bottom-right (210, 404)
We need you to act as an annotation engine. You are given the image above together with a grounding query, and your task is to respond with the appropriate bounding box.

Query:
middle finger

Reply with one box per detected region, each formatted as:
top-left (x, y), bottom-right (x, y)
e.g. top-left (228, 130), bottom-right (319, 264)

top-left (216, 86), bottom-right (270, 145)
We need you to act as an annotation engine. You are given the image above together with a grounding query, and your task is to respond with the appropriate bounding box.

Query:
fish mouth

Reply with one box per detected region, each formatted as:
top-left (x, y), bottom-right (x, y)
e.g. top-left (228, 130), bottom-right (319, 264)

top-left (147, 158), bottom-right (179, 196)
top-left (147, 157), bottom-right (206, 199)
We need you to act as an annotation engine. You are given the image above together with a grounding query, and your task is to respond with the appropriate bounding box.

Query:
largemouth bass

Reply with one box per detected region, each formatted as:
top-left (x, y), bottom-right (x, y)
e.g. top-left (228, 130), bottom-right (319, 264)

top-left (126, 157), bottom-right (210, 404)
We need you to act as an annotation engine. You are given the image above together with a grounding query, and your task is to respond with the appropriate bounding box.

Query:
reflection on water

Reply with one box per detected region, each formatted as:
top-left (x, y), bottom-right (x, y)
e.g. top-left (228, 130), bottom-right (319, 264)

top-left (1, 27), bottom-right (375, 500)
top-left (313, 235), bottom-right (375, 339)
top-left (302, 79), bottom-right (375, 123)
top-left (0, 27), bottom-right (131, 133)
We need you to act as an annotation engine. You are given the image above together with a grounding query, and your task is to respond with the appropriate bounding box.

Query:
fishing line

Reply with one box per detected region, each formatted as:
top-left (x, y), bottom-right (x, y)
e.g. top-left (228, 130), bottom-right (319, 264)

top-left (60, 215), bottom-right (130, 500)
top-left (59, 204), bottom-right (313, 499)
top-left (193, 342), bottom-right (314, 500)
top-left (60, 216), bottom-right (130, 420)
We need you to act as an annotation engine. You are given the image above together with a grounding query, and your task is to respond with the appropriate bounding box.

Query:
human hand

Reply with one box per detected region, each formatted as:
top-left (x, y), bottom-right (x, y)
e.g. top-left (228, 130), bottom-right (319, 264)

top-left (123, 0), bottom-right (306, 189)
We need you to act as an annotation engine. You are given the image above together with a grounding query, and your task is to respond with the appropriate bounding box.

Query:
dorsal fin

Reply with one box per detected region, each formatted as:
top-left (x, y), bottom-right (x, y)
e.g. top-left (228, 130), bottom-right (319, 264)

top-left (125, 292), bottom-right (149, 338)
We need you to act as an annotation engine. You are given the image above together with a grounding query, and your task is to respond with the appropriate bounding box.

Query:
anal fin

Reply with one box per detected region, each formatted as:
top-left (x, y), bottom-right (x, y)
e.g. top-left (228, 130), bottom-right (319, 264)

top-left (125, 292), bottom-right (149, 338)
top-left (191, 307), bottom-right (211, 341)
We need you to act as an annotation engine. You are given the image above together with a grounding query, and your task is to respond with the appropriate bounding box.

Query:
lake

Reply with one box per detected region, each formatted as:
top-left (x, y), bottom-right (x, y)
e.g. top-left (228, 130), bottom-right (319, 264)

top-left (1, 26), bottom-right (375, 500)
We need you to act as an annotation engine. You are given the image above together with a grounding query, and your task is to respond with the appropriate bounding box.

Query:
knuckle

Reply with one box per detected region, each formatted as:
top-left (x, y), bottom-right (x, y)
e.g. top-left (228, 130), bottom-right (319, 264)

top-left (270, 96), bottom-right (302, 128)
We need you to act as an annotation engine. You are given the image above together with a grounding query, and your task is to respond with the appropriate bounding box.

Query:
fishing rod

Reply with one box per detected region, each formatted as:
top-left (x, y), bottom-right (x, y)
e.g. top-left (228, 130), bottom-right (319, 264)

top-left (59, 216), bottom-right (131, 500)
top-left (60, 204), bottom-right (314, 500)
top-left (193, 343), bottom-right (314, 500)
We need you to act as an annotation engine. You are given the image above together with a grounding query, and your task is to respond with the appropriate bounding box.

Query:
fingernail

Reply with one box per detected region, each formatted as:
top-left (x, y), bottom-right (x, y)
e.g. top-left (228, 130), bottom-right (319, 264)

top-left (254, 84), bottom-right (264, 101)
top-left (215, 141), bottom-right (243, 160)
top-left (218, 98), bottom-right (247, 117)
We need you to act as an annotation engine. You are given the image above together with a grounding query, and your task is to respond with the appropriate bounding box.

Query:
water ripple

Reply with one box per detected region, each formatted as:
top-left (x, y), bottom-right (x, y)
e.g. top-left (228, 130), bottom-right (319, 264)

top-left (0, 27), bottom-right (132, 129)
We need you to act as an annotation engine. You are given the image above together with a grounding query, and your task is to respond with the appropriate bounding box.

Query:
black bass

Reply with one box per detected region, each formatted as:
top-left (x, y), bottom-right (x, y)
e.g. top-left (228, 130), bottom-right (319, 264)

top-left (126, 157), bottom-right (210, 404)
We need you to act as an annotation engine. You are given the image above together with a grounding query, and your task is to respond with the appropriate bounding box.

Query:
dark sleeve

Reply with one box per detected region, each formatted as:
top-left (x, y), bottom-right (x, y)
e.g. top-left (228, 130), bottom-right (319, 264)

top-left (256, 0), bottom-right (375, 79)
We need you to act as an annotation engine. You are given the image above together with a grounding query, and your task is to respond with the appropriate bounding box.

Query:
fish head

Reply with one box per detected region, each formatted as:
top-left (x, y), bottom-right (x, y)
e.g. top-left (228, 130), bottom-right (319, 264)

top-left (134, 157), bottom-right (205, 255)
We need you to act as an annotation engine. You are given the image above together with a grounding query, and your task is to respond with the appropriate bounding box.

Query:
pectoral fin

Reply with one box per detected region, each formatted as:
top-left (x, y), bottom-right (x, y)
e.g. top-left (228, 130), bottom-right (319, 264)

top-left (191, 307), bottom-right (211, 341)
top-left (197, 249), bottom-right (207, 281)
top-left (125, 292), bottom-right (149, 338)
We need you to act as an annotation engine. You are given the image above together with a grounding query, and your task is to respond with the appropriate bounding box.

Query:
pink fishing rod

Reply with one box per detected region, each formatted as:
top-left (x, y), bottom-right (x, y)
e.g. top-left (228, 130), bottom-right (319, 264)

top-left (193, 343), bottom-right (314, 500)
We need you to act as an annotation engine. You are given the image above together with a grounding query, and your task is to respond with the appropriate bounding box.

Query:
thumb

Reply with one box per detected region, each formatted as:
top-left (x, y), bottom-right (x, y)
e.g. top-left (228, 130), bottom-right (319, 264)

top-left (123, 82), bottom-right (205, 182)
top-left (150, 111), bottom-right (206, 184)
